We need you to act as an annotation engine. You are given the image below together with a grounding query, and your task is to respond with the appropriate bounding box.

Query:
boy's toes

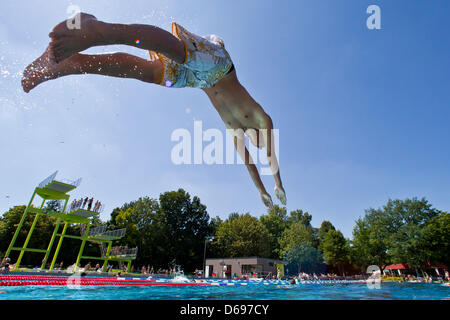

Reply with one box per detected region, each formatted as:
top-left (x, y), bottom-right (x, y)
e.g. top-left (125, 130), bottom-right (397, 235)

top-left (50, 39), bottom-right (64, 49)
top-left (21, 77), bottom-right (33, 93)
top-left (80, 12), bottom-right (98, 21)
top-left (52, 49), bottom-right (68, 63)
top-left (49, 31), bottom-right (65, 39)
top-left (51, 22), bottom-right (69, 36)
top-left (21, 79), bottom-right (29, 93)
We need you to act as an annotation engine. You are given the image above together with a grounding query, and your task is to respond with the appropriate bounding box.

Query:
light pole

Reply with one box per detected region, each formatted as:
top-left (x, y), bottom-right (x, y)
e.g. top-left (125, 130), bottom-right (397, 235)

top-left (203, 236), bottom-right (214, 278)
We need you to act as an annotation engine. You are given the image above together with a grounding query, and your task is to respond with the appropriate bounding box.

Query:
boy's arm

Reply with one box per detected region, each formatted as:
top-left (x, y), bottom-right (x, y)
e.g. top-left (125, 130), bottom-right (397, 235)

top-left (260, 116), bottom-right (287, 205)
top-left (233, 136), bottom-right (273, 208)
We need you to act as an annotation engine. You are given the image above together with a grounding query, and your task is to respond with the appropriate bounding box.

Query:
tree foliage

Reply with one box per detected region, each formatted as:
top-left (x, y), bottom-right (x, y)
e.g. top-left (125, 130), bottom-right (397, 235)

top-left (212, 213), bottom-right (271, 258)
top-left (278, 222), bottom-right (317, 258)
top-left (259, 205), bottom-right (288, 259)
top-left (351, 197), bottom-right (443, 270)
top-left (320, 229), bottom-right (350, 272)
top-left (284, 243), bottom-right (325, 274)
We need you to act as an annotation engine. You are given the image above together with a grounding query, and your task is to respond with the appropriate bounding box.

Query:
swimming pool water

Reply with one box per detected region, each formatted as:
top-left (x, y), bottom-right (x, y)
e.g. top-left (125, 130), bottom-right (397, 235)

top-left (0, 282), bottom-right (448, 300)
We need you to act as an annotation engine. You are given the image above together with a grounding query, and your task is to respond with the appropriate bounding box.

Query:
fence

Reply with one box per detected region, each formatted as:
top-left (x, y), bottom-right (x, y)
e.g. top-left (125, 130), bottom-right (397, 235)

top-left (100, 245), bottom-right (138, 258)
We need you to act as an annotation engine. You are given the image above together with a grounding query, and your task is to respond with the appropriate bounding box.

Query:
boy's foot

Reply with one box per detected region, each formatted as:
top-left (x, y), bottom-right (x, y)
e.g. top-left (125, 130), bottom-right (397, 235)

top-left (260, 192), bottom-right (274, 209)
top-left (49, 12), bottom-right (101, 63)
top-left (274, 186), bottom-right (287, 205)
top-left (22, 46), bottom-right (60, 93)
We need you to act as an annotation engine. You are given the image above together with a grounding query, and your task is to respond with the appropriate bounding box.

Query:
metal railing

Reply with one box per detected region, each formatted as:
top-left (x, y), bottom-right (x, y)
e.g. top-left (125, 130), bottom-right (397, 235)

top-left (38, 171), bottom-right (58, 188)
top-left (103, 228), bottom-right (127, 239)
top-left (88, 225), bottom-right (107, 236)
top-left (59, 177), bottom-right (82, 187)
top-left (108, 246), bottom-right (138, 258)
top-left (38, 171), bottom-right (82, 189)
top-left (66, 200), bottom-right (104, 213)
top-left (91, 228), bottom-right (127, 240)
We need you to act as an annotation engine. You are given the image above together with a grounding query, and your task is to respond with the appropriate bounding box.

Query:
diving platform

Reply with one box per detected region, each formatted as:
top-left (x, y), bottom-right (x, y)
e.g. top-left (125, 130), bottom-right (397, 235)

top-left (27, 207), bottom-right (100, 224)
top-left (36, 171), bottom-right (82, 199)
top-left (3, 171), bottom-right (137, 273)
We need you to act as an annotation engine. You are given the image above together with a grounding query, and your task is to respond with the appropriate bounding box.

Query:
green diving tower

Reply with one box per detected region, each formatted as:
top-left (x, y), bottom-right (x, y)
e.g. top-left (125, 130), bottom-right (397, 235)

top-left (3, 171), bottom-right (137, 273)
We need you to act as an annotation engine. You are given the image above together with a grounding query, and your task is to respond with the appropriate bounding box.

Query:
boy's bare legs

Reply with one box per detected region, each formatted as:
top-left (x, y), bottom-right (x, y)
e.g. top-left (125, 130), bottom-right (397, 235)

top-left (49, 13), bottom-right (186, 64)
top-left (22, 46), bottom-right (163, 93)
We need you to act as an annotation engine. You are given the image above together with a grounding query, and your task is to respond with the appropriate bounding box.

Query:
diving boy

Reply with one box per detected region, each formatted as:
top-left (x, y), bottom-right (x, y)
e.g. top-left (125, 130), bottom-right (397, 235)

top-left (22, 13), bottom-right (286, 208)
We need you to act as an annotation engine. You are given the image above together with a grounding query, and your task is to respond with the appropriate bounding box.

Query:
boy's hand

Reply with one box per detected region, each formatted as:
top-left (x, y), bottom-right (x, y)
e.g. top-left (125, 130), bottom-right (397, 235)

top-left (274, 185), bottom-right (287, 205)
top-left (260, 192), bottom-right (274, 209)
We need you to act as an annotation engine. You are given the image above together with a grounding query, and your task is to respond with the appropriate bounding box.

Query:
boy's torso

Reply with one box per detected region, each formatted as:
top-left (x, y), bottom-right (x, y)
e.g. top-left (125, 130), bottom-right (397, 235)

top-left (202, 70), bottom-right (267, 136)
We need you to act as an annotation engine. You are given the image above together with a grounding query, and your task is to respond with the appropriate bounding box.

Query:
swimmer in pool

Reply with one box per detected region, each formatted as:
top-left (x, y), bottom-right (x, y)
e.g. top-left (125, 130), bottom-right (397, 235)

top-left (21, 13), bottom-right (286, 208)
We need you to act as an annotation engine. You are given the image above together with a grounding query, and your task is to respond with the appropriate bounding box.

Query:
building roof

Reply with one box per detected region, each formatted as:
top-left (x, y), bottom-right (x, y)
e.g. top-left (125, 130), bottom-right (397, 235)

top-left (383, 264), bottom-right (409, 270)
top-left (383, 263), bottom-right (448, 270)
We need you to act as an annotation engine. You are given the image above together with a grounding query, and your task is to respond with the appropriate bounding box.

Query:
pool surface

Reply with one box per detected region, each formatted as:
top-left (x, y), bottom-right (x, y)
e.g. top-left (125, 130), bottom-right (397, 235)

top-left (0, 282), bottom-right (448, 300)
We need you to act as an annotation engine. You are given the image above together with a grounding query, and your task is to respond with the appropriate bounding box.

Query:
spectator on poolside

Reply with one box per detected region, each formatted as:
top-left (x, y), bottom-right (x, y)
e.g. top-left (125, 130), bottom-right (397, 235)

top-left (82, 197), bottom-right (88, 209)
top-left (87, 198), bottom-right (94, 211)
top-left (3, 258), bottom-right (10, 274)
top-left (0, 258), bottom-right (5, 274)
top-left (84, 263), bottom-right (92, 271)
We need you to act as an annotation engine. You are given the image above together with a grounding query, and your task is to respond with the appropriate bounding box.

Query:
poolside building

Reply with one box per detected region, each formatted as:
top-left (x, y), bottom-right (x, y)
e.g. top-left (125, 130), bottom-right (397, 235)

top-left (204, 257), bottom-right (287, 279)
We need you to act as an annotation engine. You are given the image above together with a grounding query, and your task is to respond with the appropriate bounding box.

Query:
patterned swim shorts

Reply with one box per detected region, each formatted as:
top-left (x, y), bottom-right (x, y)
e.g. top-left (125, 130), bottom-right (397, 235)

top-left (148, 22), bottom-right (234, 89)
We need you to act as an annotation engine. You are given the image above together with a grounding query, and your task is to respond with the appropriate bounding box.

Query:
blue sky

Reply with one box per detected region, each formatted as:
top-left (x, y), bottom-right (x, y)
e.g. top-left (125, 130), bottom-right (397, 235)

top-left (0, 0), bottom-right (449, 238)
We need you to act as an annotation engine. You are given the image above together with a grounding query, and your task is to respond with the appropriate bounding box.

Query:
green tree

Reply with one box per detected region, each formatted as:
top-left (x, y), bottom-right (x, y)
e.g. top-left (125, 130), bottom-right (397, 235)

top-left (318, 220), bottom-right (336, 246)
top-left (420, 211), bottom-right (450, 267)
top-left (278, 222), bottom-right (317, 258)
top-left (288, 209), bottom-right (312, 227)
top-left (284, 243), bottom-right (325, 274)
top-left (44, 200), bottom-right (62, 212)
top-left (351, 197), bottom-right (441, 271)
top-left (320, 229), bottom-right (350, 274)
top-left (260, 205), bottom-right (289, 259)
top-left (213, 213), bottom-right (271, 258)
top-left (158, 189), bottom-right (212, 271)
